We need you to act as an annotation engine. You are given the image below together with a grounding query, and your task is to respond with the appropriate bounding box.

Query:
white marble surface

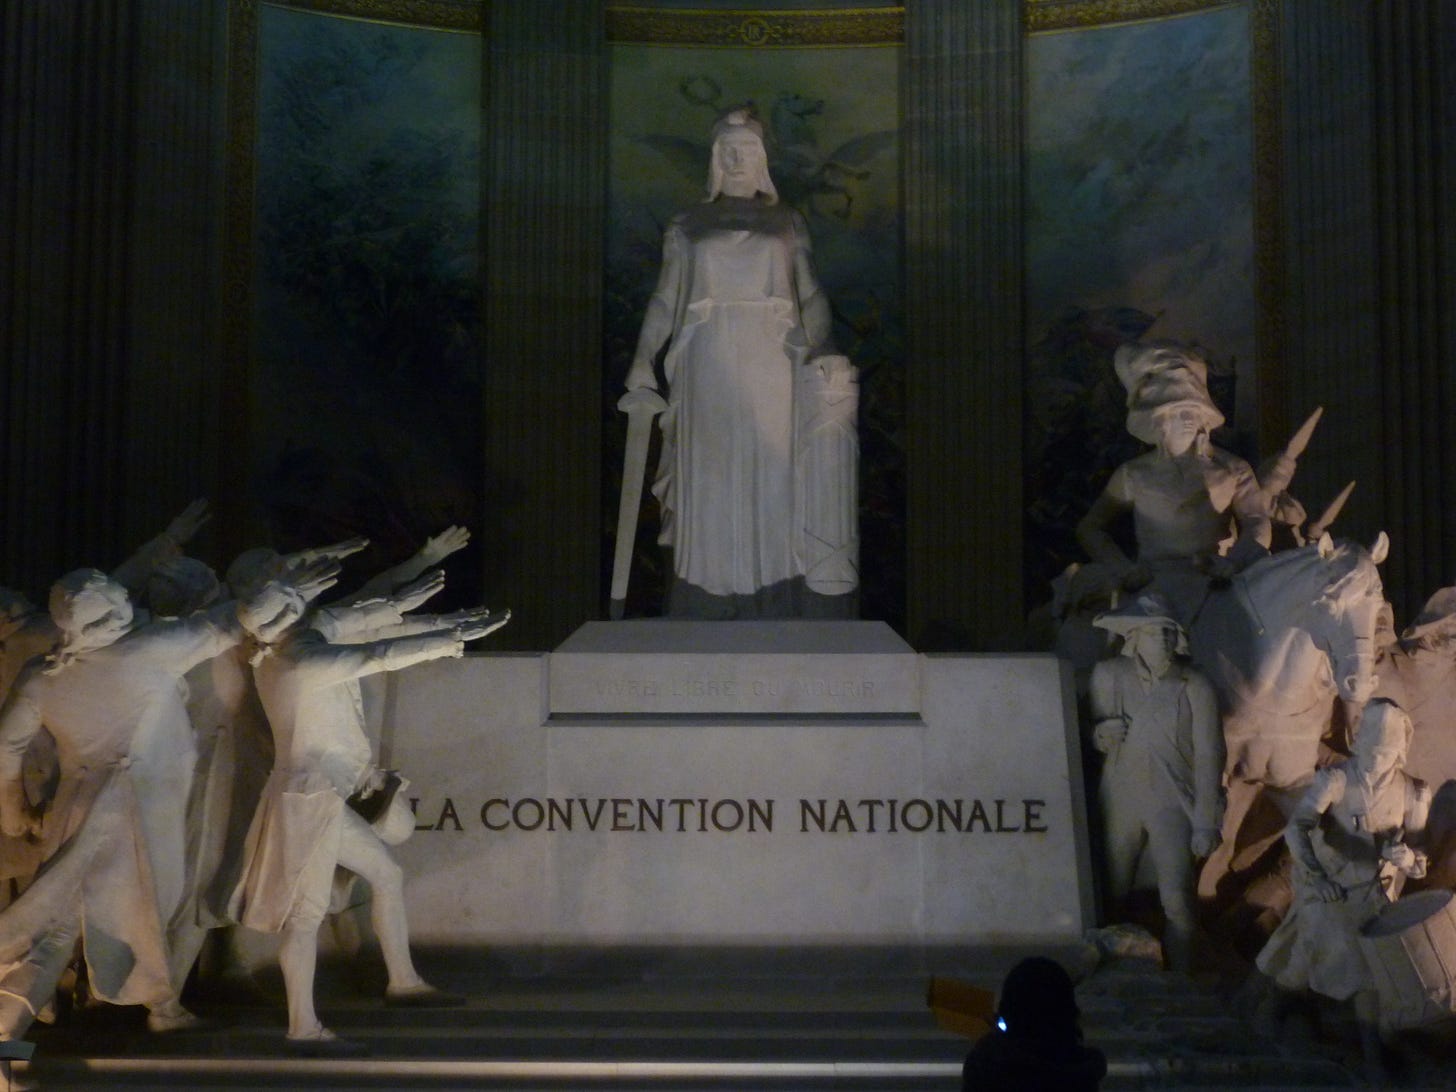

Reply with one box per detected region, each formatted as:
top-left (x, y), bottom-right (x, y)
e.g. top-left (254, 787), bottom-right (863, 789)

top-left (387, 640), bottom-right (1093, 947)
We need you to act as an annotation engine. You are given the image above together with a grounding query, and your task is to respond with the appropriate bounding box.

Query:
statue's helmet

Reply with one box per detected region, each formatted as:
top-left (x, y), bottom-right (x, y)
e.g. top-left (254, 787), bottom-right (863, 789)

top-left (1352, 697), bottom-right (1413, 765)
top-left (1402, 586), bottom-right (1456, 646)
top-left (1114, 341), bottom-right (1224, 445)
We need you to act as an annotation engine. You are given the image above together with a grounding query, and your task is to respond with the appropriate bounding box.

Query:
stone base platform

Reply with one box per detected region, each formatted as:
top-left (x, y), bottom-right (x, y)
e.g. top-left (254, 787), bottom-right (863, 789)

top-left (378, 622), bottom-right (1096, 948)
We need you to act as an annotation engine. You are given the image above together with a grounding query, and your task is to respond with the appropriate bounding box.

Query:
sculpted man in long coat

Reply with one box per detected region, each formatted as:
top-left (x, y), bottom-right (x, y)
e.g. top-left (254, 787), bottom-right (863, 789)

top-left (0, 569), bottom-right (320, 1044)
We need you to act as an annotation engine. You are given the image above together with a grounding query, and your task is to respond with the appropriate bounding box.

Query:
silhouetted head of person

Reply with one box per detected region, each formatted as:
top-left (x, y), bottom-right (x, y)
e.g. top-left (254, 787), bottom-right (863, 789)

top-left (995, 957), bottom-right (1080, 1045)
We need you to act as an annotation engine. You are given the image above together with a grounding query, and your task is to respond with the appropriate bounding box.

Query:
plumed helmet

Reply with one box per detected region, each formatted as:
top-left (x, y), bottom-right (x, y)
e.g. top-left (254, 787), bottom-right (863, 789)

top-left (1114, 341), bottom-right (1224, 445)
top-left (49, 569), bottom-right (124, 638)
top-left (710, 104), bottom-right (765, 144)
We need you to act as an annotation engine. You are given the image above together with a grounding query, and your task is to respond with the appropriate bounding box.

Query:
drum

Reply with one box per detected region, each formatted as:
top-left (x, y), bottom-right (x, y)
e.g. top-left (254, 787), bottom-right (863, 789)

top-left (1359, 888), bottom-right (1456, 1030)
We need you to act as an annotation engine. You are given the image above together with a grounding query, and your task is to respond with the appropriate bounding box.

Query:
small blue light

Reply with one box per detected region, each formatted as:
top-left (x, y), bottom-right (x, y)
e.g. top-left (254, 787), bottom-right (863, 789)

top-left (996, 1017), bottom-right (1007, 1032)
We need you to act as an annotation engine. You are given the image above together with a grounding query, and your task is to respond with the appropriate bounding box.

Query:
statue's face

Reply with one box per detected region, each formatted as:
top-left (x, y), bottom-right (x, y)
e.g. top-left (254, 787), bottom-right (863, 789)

top-left (1364, 743), bottom-right (1403, 779)
top-left (1125, 623), bottom-right (1178, 676)
top-left (1158, 405), bottom-right (1205, 456)
top-left (64, 580), bottom-right (134, 653)
top-left (239, 582), bottom-right (308, 644)
top-left (713, 130), bottom-right (768, 198)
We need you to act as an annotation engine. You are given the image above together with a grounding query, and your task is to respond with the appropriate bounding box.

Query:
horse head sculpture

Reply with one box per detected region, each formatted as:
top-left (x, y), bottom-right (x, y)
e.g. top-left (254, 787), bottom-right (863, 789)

top-left (1200, 532), bottom-right (1388, 791)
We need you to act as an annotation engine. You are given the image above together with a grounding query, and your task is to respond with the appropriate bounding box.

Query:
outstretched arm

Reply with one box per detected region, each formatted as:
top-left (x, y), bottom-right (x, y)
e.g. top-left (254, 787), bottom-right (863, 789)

top-left (338, 530), bottom-right (468, 607)
top-left (110, 498), bottom-right (212, 595)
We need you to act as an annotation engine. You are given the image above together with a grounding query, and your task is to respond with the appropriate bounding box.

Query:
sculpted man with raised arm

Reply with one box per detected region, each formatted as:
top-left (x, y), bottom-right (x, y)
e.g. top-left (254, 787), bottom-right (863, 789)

top-left (0, 566), bottom-right (332, 1050)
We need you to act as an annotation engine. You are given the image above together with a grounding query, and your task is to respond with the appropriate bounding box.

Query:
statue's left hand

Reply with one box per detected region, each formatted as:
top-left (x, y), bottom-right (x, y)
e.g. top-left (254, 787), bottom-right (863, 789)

top-left (1382, 841), bottom-right (1427, 878)
top-left (419, 526), bottom-right (470, 566)
top-left (288, 557), bottom-right (342, 604)
top-left (456, 608), bottom-right (511, 643)
top-left (1190, 826), bottom-right (1222, 859)
top-left (1225, 536), bottom-right (1270, 572)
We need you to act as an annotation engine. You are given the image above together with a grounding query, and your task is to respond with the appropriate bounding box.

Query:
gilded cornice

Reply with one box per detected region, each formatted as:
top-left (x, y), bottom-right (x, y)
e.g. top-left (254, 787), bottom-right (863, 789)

top-left (1025, 0), bottom-right (1238, 33)
top-left (605, 6), bottom-right (904, 47)
top-left (257, 0), bottom-right (482, 32)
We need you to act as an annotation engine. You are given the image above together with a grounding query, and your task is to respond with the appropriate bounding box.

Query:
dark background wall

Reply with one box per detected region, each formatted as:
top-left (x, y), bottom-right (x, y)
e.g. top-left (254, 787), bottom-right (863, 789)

top-left (0, 0), bottom-right (1451, 647)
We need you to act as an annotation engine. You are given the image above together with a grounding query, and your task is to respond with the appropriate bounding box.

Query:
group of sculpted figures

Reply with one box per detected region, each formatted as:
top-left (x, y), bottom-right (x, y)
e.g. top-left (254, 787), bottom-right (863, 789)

top-left (0, 506), bottom-right (509, 1078)
top-left (616, 105), bottom-right (1456, 1077)
top-left (0, 101), bottom-right (1445, 1085)
top-left (1059, 338), bottom-right (1456, 1079)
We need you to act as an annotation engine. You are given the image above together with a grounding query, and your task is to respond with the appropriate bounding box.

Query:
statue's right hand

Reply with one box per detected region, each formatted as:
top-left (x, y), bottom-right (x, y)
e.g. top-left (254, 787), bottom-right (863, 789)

top-left (0, 786), bottom-right (31, 839)
top-left (623, 360), bottom-right (658, 392)
top-left (319, 536), bottom-right (370, 561)
top-left (1092, 719), bottom-right (1126, 754)
top-left (456, 608), bottom-right (511, 643)
top-left (1309, 874), bottom-right (1344, 903)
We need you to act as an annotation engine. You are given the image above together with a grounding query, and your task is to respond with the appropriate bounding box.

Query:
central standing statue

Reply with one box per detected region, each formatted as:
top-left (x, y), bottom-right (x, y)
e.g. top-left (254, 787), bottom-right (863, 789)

top-left (620, 106), bottom-right (858, 619)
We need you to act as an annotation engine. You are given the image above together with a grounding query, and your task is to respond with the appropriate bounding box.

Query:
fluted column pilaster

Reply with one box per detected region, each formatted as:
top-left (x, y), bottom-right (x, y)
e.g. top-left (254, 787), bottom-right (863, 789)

top-left (481, 0), bottom-right (606, 649)
top-left (902, 0), bottom-right (1024, 648)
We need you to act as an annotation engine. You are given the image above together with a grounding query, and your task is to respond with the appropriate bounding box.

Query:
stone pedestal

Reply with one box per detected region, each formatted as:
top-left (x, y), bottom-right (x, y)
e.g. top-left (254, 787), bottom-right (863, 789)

top-left (384, 622), bottom-right (1094, 947)
top-left (549, 620), bottom-right (919, 719)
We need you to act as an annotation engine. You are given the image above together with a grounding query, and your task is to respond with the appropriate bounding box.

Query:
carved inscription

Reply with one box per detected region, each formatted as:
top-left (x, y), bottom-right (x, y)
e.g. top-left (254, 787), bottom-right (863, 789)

top-left (411, 796), bottom-right (1050, 836)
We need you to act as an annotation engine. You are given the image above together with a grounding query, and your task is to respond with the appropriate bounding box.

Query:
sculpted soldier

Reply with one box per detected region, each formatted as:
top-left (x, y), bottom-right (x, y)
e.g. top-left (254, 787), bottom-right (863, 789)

top-left (1089, 593), bottom-right (1224, 973)
top-left (1076, 341), bottom-right (1271, 628)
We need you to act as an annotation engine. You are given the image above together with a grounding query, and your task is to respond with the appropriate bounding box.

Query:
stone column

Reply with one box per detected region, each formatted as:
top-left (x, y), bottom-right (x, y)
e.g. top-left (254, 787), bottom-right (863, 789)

top-left (481, 0), bottom-right (606, 649)
top-left (123, 0), bottom-right (229, 552)
top-left (1277, 0), bottom-right (1456, 620)
top-left (0, 0), bottom-right (136, 593)
top-left (902, 0), bottom-right (1024, 649)
top-left (0, 0), bottom-right (227, 595)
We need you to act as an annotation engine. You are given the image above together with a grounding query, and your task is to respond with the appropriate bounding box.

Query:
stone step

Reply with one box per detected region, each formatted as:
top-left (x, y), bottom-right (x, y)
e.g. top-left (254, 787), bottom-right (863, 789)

top-left (7, 951), bottom-right (1377, 1090)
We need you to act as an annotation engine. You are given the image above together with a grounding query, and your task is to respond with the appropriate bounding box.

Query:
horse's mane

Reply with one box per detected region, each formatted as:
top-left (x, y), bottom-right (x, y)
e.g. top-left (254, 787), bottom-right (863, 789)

top-left (1239, 538), bottom-right (1379, 621)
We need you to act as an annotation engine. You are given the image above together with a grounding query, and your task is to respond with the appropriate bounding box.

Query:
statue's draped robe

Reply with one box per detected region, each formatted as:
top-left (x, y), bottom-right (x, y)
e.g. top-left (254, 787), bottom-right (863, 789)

top-left (0, 609), bottom-right (240, 1015)
top-left (644, 203), bottom-right (855, 610)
